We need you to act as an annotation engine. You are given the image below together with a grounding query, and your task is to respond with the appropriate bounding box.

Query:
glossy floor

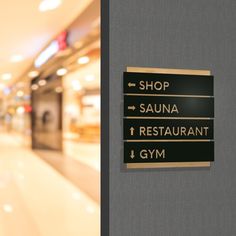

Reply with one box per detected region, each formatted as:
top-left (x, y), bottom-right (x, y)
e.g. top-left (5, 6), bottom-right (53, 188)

top-left (0, 133), bottom-right (100, 236)
top-left (64, 140), bottom-right (100, 171)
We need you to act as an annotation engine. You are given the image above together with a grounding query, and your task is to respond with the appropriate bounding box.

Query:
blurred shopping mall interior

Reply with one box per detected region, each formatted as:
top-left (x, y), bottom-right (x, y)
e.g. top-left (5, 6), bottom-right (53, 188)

top-left (0, 0), bottom-right (100, 235)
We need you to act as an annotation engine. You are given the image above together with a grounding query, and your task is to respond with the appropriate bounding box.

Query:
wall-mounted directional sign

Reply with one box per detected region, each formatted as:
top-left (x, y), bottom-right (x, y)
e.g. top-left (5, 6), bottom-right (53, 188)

top-left (124, 142), bottom-right (214, 163)
top-left (124, 96), bottom-right (214, 117)
top-left (123, 67), bottom-right (215, 169)
top-left (124, 72), bottom-right (213, 95)
top-left (124, 119), bottom-right (214, 140)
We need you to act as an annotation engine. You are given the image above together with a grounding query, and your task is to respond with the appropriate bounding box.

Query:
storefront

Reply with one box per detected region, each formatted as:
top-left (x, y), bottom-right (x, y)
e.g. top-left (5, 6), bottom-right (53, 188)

top-left (31, 75), bottom-right (63, 150)
top-left (63, 46), bottom-right (100, 170)
top-left (0, 82), bottom-right (32, 146)
top-left (28, 0), bottom-right (100, 170)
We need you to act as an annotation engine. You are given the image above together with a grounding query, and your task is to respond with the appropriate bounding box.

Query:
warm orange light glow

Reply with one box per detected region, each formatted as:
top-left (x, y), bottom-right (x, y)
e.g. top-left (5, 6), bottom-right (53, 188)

top-left (16, 106), bottom-right (25, 114)
top-left (28, 71), bottom-right (39, 78)
top-left (31, 84), bottom-right (39, 90)
top-left (38, 80), bottom-right (47, 86)
top-left (56, 68), bottom-right (68, 76)
top-left (77, 56), bottom-right (90, 65)
top-left (1, 73), bottom-right (12, 81)
top-left (10, 55), bottom-right (24, 63)
top-left (71, 80), bottom-right (82, 91)
top-left (16, 91), bottom-right (24, 97)
top-left (85, 74), bottom-right (95, 81)
top-left (39, 0), bottom-right (62, 12)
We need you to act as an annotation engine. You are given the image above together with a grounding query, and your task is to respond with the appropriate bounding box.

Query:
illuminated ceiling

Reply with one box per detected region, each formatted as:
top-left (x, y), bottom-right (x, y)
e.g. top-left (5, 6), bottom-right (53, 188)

top-left (0, 0), bottom-right (93, 87)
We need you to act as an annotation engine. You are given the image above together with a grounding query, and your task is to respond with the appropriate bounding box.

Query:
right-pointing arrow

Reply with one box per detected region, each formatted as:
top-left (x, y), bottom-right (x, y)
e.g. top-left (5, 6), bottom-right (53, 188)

top-left (128, 105), bottom-right (136, 111)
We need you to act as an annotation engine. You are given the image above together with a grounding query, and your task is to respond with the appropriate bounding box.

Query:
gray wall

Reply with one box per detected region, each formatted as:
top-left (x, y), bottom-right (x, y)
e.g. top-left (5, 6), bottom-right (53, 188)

top-left (109, 0), bottom-right (236, 235)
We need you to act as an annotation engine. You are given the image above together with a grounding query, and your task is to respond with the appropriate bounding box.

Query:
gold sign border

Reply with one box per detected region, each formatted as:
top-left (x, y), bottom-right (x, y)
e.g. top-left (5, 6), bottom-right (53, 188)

top-left (126, 66), bottom-right (212, 169)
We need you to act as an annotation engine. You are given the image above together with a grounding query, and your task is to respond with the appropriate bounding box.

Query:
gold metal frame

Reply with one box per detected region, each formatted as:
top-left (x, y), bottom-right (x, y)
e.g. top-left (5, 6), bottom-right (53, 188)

top-left (125, 66), bottom-right (212, 169)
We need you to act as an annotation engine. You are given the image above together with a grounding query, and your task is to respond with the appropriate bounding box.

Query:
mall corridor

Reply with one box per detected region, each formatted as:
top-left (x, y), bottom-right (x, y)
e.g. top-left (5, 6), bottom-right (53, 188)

top-left (0, 0), bottom-right (100, 234)
top-left (0, 133), bottom-right (99, 236)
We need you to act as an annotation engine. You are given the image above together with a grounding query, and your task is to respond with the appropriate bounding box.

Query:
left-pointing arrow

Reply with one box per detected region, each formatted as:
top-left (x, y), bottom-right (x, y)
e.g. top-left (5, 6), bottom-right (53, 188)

top-left (128, 82), bottom-right (136, 87)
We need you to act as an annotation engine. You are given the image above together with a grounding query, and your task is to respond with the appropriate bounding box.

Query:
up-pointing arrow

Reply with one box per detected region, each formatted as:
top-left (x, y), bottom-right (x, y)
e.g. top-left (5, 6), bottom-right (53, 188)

top-left (130, 127), bottom-right (135, 136)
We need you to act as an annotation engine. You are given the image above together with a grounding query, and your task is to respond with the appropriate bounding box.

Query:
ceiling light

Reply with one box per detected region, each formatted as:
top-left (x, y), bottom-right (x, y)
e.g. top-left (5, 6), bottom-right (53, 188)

top-left (77, 56), bottom-right (90, 65)
top-left (16, 91), bottom-right (24, 97)
top-left (2, 204), bottom-right (13, 213)
top-left (31, 84), bottom-right (39, 91)
top-left (1, 73), bottom-right (12, 81)
top-left (56, 68), bottom-right (67, 76)
top-left (39, 0), bottom-right (62, 12)
top-left (38, 80), bottom-right (47, 86)
top-left (55, 87), bottom-right (63, 93)
top-left (85, 74), bottom-right (95, 82)
top-left (35, 41), bottom-right (59, 67)
top-left (28, 71), bottom-right (39, 78)
top-left (10, 54), bottom-right (24, 63)
top-left (72, 80), bottom-right (82, 91)
top-left (16, 106), bottom-right (25, 115)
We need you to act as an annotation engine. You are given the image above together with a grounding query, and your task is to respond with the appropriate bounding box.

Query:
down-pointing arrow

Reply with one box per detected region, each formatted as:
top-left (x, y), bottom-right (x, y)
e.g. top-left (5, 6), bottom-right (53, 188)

top-left (130, 150), bottom-right (135, 159)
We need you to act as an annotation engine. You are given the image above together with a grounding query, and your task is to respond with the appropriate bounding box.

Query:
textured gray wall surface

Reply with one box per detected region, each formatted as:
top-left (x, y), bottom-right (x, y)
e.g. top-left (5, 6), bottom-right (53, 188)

top-left (109, 0), bottom-right (236, 235)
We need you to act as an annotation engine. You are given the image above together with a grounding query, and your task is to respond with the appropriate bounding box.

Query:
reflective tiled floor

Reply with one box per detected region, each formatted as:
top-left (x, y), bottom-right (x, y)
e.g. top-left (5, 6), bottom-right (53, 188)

top-left (0, 133), bottom-right (100, 236)
top-left (64, 141), bottom-right (100, 171)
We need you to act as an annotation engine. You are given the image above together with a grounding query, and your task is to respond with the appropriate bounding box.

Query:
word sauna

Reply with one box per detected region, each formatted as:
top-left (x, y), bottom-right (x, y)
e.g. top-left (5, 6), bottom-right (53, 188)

top-left (140, 103), bottom-right (179, 114)
top-left (123, 67), bottom-right (214, 168)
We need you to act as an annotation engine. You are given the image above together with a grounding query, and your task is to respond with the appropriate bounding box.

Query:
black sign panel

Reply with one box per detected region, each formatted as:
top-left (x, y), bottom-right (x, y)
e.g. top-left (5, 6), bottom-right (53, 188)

top-left (124, 72), bottom-right (214, 96)
top-left (123, 70), bottom-right (215, 166)
top-left (124, 141), bottom-right (214, 163)
top-left (124, 95), bottom-right (214, 118)
top-left (124, 119), bottom-right (213, 140)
